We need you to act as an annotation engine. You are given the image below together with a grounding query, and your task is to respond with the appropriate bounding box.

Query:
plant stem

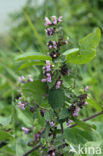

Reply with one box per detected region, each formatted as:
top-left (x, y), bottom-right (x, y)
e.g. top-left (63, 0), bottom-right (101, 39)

top-left (60, 123), bottom-right (64, 134)
top-left (70, 110), bottom-right (103, 128)
top-left (23, 110), bottom-right (103, 156)
top-left (23, 143), bottom-right (41, 156)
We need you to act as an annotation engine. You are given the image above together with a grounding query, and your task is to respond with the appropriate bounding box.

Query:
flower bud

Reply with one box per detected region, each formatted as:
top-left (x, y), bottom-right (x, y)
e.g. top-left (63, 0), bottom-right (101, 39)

top-left (45, 17), bottom-right (52, 26)
top-left (22, 127), bottom-right (29, 134)
top-left (57, 16), bottom-right (63, 23)
top-left (84, 86), bottom-right (89, 92)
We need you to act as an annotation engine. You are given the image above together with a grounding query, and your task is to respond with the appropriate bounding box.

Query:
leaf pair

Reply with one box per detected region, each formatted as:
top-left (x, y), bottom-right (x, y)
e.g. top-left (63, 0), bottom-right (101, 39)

top-left (16, 52), bottom-right (51, 70)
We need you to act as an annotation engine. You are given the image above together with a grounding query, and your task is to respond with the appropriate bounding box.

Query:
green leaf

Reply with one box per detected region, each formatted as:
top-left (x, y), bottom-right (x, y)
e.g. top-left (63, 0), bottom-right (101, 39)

top-left (22, 81), bottom-right (47, 103)
top-left (87, 98), bottom-right (102, 111)
top-left (79, 28), bottom-right (101, 49)
top-left (44, 110), bottom-right (54, 122)
top-left (63, 48), bottom-right (79, 56)
top-left (64, 127), bottom-right (101, 146)
top-left (18, 61), bottom-right (46, 70)
top-left (54, 134), bottom-right (64, 147)
top-left (58, 108), bottom-right (69, 120)
top-left (16, 52), bottom-right (52, 61)
top-left (48, 88), bottom-right (65, 109)
top-left (66, 48), bottom-right (96, 64)
top-left (74, 119), bottom-right (95, 130)
top-left (0, 116), bottom-right (11, 126)
top-left (0, 130), bottom-right (13, 141)
top-left (65, 28), bottom-right (101, 64)
top-left (16, 108), bottom-right (32, 127)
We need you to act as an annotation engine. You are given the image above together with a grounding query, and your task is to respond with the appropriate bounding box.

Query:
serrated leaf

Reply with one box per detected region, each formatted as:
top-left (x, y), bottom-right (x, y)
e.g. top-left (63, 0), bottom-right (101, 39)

top-left (58, 108), bottom-right (69, 120)
top-left (22, 80), bottom-right (47, 103)
top-left (48, 88), bottom-right (65, 109)
top-left (54, 134), bottom-right (64, 147)
top-left (44, 110), bottom-right (54, 122)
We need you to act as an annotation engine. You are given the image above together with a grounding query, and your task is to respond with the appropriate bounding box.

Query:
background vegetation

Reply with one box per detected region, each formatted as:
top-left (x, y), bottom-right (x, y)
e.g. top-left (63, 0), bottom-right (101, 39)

top-left (0, 0), bottom-right (103, 155)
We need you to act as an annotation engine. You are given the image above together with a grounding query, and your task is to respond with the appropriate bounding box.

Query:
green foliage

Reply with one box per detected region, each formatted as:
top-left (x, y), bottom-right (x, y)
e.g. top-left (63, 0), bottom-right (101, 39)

top-left (0, 0), bottom-right (103, 155)
top-left (48, 88), bottom-right (65, 109)
top-left (64, 127), bottom-right (101, 146)
top-left (16, 52), bottom-right (52, 61)
top-left (22, 81), bottom-right (47, 103)
top-left (0, 116), bottom-right (11, 127)
top-left (64, 28), bottom-right (101, 64)
top-left (0, 130), bottom-right (13, 142)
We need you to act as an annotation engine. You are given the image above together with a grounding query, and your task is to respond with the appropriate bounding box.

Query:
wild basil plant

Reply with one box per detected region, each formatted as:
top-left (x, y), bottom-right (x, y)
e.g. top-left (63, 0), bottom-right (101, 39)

top-left (16, 16), bottom-right (101, 156)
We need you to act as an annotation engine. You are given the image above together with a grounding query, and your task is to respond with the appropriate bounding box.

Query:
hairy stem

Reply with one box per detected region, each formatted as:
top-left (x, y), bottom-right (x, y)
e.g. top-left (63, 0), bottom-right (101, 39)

top-left (23, 143), bottom-right (41, 156)
top-left (70, 110), bottom-right (103, 128)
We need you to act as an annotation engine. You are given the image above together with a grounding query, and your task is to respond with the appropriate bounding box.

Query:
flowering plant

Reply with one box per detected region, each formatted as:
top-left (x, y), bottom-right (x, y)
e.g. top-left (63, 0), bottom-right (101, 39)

top-left (16, 16), bottom-right (101, 156)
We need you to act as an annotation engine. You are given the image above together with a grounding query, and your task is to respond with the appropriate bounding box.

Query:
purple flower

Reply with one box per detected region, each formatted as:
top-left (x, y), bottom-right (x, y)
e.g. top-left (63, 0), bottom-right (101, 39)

top-left (35, 133), bottom-right (40, 140)
top-left (73, 108), bottom-right (80, 117)
top-left (84, 86), bottom-right (89, 92)
top-left (52, 16), bottom-right (57, 24)
top-left (47, 76), bottom-right (52, 82)
top-left (67, 70), bottom-right (70, 76)
top-left (67, 120), bottom-right (73, 127)
top-left (18, 101), bottom-right (25, 110)
top-left (46, 60), bottom-right (50, 66)
top-left (45, 17), bottom-right (52, 26)
top-left (41, 79), bottom-right (47, 82)
top-left (18, 76), bottom-right (25, 83)
top-left (46, 66), bottom-right (51, 72)
top-left (45, 28), bottom-right (54, 36)
top-left (50, 121), bottom-right (55, 127)
top-left (46, 73), bottom-right (51, 77)
top-left (56, 81), bottom-right (61, 89)
top-left (46, 60), bottom-right (51, 72)
top-left (84, 102), bottom-right (88, 105)
top-left (22, 127), bottom-right (29, 134)
top-left (52, 152), bottom-right (55, 156)
top-left (65, 37), bottom-right (69, 44)
top-left (28, 75), bottom-right (33, 82)
top-left (57, 16), bottom-right (63, 23)
top-left (53, 41), bottom-right (57, 49)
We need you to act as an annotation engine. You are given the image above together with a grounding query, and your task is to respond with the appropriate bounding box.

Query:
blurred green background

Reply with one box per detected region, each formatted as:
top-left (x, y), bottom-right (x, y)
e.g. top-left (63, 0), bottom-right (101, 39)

top-left (0, 0), bottom-right (103, 155)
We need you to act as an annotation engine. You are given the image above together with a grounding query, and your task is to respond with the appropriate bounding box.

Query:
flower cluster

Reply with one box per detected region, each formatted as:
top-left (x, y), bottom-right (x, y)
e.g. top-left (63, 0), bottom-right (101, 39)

top-left (42, 60), bottom-right (52, 83)
top-left (69, 92), bottom-right (88, 117)
top-left (18, 75), bottom-right (33, 83)
top-left (45, 16), bottom-right (69, 61)
top-left (18, 101), bottom-right (28, 110)
top-left (45, 16), bottom-right (63, 26)
top-left (42, 16), bottom-right (70, 91)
